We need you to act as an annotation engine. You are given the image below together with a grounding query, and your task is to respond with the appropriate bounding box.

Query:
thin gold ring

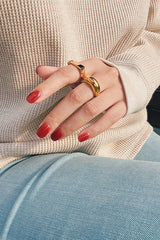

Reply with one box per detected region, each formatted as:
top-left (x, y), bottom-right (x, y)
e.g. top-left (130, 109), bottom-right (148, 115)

top-left (81, 75), bottom-right (100, 97)
top-left (67, 60), bottom-right (85, 79)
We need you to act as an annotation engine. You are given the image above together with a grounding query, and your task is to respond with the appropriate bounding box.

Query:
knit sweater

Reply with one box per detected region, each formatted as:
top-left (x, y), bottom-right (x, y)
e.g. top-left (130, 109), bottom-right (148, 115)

top-left (0, 0), bottom-right (160, 168)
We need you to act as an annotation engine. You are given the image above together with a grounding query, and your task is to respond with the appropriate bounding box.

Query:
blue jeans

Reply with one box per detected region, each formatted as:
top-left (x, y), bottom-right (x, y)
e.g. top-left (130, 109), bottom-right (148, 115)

top-left (0, 131), bottom-right (160, 240)
top-left (154, 127), bottom-right (160, 136)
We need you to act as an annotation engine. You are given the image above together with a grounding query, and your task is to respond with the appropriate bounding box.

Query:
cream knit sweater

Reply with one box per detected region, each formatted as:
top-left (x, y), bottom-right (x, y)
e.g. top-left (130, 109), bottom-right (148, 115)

top-left (0, 0), bottom-right (160, 168)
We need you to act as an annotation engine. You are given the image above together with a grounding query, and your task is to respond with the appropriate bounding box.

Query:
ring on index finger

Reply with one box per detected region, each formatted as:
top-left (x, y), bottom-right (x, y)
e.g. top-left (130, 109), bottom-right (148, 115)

top-left (67, 60), bottom-right (100, 97)
top-left (67, 60), bottom-right (85, 79)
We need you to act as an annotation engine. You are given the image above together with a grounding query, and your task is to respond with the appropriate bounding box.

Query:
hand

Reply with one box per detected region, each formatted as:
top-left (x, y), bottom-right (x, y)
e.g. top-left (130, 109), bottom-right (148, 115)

top-left (26, 58), bottom-right (127, 142)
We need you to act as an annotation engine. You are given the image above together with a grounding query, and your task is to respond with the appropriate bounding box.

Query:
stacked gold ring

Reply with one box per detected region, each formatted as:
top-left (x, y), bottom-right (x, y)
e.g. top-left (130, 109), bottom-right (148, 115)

top-left (81, 76), bottom-right (100, 97)
top-left (67, 60), bottom-right (100, 97)
top-left (67, 60), bottom-right (85, 79)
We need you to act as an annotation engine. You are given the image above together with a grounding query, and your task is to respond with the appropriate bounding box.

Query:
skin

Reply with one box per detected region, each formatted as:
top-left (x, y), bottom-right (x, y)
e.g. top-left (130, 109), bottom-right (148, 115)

top-left (27, 57), bottom-right (127, 142)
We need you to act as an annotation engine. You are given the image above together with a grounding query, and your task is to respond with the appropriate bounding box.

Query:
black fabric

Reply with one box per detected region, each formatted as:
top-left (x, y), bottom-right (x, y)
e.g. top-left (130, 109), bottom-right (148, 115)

top-left (147, 86), bottom-right (160, 128)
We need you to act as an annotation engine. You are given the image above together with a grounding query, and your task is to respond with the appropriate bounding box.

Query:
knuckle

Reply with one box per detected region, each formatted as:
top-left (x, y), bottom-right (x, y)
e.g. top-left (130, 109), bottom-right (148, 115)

top-left (109, 67), bottom-right (119, 77)
top-left (45, 114), bottom-right (59, 127)
top-left (107, 109), bottom-right (120, 125)
top-left (91, 57), bottom-right (99, 63)
top-left (92, 125), bottom-right (100, 135)
top-left (68, 89), bottom-right (84, 105)
top-left (91, 57), bottom-right (102, 67)
top-left (106, 116), bottom-right (115, 127)
top-left (58, 66), bottom-right (71, 80)
top-left (83, 102), bottom-right (97, 117)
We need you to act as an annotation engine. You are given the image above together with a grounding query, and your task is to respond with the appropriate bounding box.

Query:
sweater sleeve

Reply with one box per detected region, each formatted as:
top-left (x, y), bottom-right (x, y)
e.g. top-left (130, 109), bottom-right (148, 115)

top-left (99, 0), bottom-right (160, 115)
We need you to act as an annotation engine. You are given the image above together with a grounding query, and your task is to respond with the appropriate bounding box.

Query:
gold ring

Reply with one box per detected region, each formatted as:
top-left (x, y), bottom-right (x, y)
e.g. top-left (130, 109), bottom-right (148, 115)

top-left (81, 75), bottom-right (100, 97)
top-left (67, 60), bottom-right (85, 79)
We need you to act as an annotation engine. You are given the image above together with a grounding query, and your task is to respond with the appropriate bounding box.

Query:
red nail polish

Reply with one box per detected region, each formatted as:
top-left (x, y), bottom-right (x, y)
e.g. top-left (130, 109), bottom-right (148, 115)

top-left (37, 123), bottom-right (50, 138)
top-left (36, 67), bottom-right (39, 75)
top-left (36, 65), bottom-right (43, 75)
top-left (26, 90), bottom-right (41, 103)
top-left (51, 128), bottom-right (63, 141)
top-left (78, 132), bottom-right (90, 142)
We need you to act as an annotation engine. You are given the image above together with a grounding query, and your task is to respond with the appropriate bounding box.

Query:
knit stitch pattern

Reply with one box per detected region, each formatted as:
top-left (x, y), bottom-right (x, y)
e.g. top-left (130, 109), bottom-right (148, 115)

top-left (0, 0), bottom-right (160, 168)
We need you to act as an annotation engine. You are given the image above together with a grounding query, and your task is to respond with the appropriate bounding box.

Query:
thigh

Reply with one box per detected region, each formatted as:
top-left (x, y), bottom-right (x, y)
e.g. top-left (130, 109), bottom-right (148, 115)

top-left (134, 131), bottom-right (160, 162)
top-left (0, 153), bottom-right (160, 240)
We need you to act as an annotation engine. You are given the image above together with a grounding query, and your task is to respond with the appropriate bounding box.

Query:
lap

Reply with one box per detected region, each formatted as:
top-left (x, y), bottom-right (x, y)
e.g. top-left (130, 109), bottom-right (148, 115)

top-left (1, 152), bottom-right (160, 239)
top-left (134, 131), bottom-right (160, 161)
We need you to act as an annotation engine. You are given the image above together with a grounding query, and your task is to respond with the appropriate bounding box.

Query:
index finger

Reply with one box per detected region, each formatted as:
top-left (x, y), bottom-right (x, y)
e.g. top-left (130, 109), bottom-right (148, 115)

top-left (27, 58), bottom-right (99, 103)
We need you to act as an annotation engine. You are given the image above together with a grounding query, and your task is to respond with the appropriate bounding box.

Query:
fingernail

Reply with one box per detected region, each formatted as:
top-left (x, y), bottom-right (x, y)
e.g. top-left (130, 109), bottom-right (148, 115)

top-left (51, 128), bottom-right (63, 141)
top-left (26, 90), bottom-right (41, 103)
top-left (78, 132), bottom-right (90, 142)
top-left (36, 65), bottom-right (43, 75)
top-left (37, 123), bottom-right (50, 138)
top-left (36, 68), bottom-right (39, 75)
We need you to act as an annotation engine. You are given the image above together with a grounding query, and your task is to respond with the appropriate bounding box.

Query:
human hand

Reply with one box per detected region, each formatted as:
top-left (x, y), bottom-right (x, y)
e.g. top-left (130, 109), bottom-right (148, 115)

top-left (26, 58), bottom-right (127, 142)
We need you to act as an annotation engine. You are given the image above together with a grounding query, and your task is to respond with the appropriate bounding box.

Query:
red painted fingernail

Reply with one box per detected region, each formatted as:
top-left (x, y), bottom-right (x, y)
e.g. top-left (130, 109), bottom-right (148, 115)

top-left (78, 132), bottom-right (90, 142)
top-left (36, 68), bottom-right (39, 75)
top-left (51, 128), bottom-right (63, 141)
top-left (37, 123), bottom-right (50, 138)
top-left (26, 90), bottom-right (41, 103)
top-left (36, 65), bottom-right (43, 75)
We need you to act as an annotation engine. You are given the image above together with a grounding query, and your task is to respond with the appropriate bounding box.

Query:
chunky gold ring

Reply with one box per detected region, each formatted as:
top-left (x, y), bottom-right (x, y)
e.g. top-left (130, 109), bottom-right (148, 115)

top-left (67, 60), bottom-right (85, 79)
top-left (81, 75), bottom-right (100, 97)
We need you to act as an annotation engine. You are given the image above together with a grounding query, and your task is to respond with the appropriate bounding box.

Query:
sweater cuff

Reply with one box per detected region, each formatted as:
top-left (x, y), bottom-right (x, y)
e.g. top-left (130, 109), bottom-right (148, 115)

top-left (98, 57), bottom-right (148, 115)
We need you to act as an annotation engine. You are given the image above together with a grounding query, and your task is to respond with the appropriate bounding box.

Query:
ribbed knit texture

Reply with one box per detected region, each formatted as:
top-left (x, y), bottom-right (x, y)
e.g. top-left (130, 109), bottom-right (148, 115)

top-left (0, 0), bottom-right (160, 168)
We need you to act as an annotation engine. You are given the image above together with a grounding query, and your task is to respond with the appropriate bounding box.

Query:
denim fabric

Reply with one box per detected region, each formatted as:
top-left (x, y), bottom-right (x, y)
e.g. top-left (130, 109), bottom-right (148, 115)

top-left (0, 132), bottom-right (160, 240)
top-left (154, 127), bottom-right (160, 136)
top-left (134, 131), bottom-right (160, 162)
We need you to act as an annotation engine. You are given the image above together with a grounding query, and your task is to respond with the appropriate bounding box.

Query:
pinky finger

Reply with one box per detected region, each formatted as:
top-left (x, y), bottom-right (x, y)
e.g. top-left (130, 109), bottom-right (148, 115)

top-left (78, 101), bottom-right (127, 142)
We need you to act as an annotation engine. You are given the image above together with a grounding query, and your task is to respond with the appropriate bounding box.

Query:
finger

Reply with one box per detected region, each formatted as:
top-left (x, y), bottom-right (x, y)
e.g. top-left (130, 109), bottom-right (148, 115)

top-left (78, 101), bottom-right (127, 142)
top-left (36, 65), bottom-right (76, 89)
top-left (27, 58), bottom-right (103, 103)
top-left (36, 82), bottom-right (98, 139)
top-left (37, 66), bottom-right (123, 137)
top-left (36, 67), bottom-right (122, 139)
top-left (50, 86), bottom-right (124, 140)
top-left (36, 65), bottom-right (59, 80)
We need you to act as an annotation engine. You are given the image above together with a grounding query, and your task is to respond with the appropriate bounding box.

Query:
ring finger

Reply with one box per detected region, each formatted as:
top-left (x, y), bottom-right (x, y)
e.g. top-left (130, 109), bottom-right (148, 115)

top-left (50, 85), bottom-right (123, 140)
